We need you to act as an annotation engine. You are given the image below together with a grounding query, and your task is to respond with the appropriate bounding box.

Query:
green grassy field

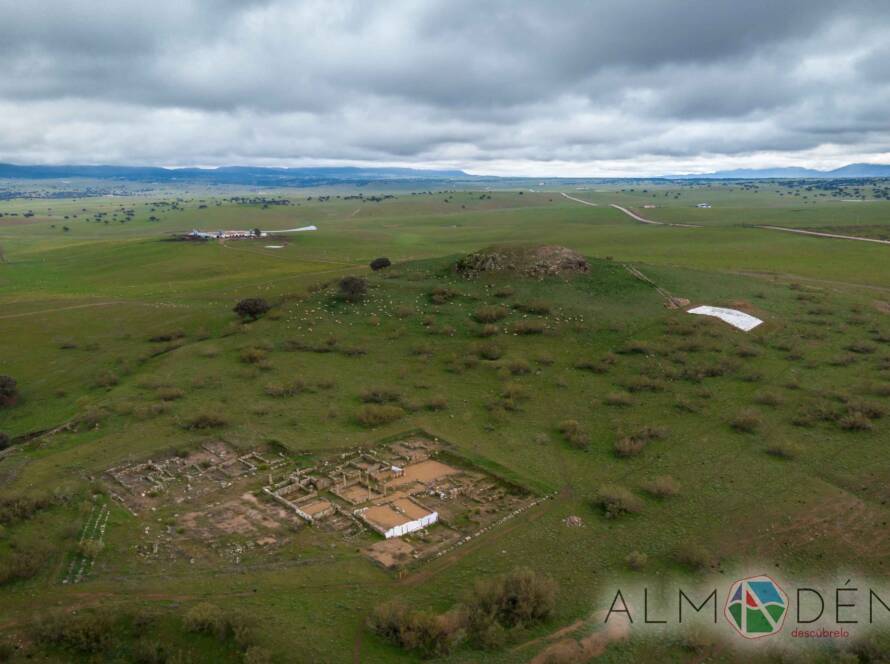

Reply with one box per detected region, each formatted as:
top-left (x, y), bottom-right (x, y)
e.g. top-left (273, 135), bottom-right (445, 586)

top-left (2, 182), bottom-right (890, 662)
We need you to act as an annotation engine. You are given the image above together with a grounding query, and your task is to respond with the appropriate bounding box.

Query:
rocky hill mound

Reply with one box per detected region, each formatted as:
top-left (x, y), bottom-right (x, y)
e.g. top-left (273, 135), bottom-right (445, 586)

top-left (455, 245), bottom-right (589, 278)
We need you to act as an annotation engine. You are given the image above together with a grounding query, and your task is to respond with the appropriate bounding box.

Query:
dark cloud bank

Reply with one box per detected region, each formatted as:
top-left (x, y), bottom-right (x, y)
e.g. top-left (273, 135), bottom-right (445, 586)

top-left (1, 0), bottom-right (889, 175)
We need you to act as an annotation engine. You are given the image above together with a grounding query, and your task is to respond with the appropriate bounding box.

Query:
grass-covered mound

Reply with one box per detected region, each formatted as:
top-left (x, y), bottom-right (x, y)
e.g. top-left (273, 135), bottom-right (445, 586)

top-left (455, 244), bottom-right (589, 278)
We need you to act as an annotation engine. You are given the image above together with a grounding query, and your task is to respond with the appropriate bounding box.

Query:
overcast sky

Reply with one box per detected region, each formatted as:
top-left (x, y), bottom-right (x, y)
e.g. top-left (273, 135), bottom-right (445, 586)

top-left (1, 0), bottom-right (889, 176)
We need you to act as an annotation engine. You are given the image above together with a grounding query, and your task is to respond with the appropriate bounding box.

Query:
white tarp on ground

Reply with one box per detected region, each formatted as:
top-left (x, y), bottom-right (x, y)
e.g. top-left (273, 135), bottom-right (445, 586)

top-left (687, 306), bottom-right (763, 332)
top-left (384, 512), bottom-right (438, 539)
top-left (264, 225), bottom-right (318, 234)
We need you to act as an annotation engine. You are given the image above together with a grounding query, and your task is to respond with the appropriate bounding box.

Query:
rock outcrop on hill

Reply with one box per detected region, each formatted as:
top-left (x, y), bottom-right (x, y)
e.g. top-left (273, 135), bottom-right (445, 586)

top-left (455, 245), bottom-right (589, 278)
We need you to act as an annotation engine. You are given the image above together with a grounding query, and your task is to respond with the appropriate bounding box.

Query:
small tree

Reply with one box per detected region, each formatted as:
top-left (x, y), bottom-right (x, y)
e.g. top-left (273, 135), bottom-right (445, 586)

top-left (233, 298), bottom-right (270, 321)
top-left (369, 257), bottom-right (391, 271)
top-left (338, 276), bottom-right (368, 302)
top-left (0, 376), bottom-right (17, 407)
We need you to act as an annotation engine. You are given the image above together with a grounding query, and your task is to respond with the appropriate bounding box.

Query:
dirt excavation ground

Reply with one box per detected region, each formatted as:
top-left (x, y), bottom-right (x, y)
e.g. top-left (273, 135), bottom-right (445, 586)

top-left (103, 434), bottom-right (548, 571)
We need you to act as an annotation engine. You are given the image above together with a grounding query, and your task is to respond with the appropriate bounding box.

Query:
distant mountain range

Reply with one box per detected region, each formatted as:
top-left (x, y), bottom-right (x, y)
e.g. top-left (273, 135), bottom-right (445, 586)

top-left (2, 162), bottom-right (890, 185)
top-left (666, 163), bottom-right (890, 179)
top-left (0, 164), bottom-right (476, 186)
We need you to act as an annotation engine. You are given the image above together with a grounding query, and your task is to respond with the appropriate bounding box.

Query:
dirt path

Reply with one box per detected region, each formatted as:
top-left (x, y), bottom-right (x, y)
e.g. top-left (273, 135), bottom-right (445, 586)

top-left (0, 300), bottom-right (183, 320)
top-left (609, 204), bottom-right (701, 228)
top-left (757, 225), bottom-right (890, 245)
top-left (560, 192), bottom-right (599, 206)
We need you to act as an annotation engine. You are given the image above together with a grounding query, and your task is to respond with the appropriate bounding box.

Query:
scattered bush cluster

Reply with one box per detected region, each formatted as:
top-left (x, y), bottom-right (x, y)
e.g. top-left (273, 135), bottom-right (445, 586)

top-left (369, 567), bottom-right (556, 657)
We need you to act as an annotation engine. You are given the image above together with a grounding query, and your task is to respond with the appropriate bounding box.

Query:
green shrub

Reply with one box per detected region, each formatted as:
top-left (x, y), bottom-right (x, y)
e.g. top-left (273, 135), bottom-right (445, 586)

top-left (593, 485), bottom-right (643, 518)
top-left (507, 359), bottom-right (532, 375)
top-left (730, 409), bottom-right (762, 433)
top-left (29, 608), bottom-right (115, 654)
top-left (512, 320), bottom-right (545, 335)
top-left (359, 386), bottom-right (401, 404)
top-left (465, 567), bottom-right (557, 640)
top-left (472, 305), bottom-right (509, 324)
top-left (93, 371), bottom-right (119, 388)
top-left (753, 391), bottom-right (783, 407)
top-left (424, 396), bottom-right (448, 411)
top-left (156, 387), bottom-right (185, 401)
top-left (429, 286), bottom-right (459, 304)
top-left (239, 347), bottom-right (267, 364)
top-left (556, 420), bottom-right (589, 449)
top-left (618, 340), bottom-right (653, 355)
top-left (603, 392), bottom-right (634, 407)
top-left (367, 601), bottom-right (460, 658)
top-left (356, 404), bottom-right (405, 427)
top-left (613, 436), bottom-right (646, 458)
top-left (674, 544), bottom-right (714, 572)
top-left (516, 300), bottom-right (551, 315)
top-left (765, 442), bottom-right (801, 459)
top-left (641, 475), bottom-right (680, 498)
top-left (623, 376), bottom-right (665, 393)
top-left (0, 542), bottom-right (50, 585)
top-left (182, 412), bottom-right (228, 430)
top-left (626, 551), bottom-right (648, 571)
top-left (839, 412), bottom-right (872, 431)
top-left (476, 342), bottom-right (503, 361)
top-left (263, 380), bottom-right (305, 397)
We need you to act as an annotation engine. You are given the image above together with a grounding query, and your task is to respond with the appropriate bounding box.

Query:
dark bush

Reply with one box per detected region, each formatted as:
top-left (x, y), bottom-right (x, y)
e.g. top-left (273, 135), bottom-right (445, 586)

top-left (466, 567), bottom-right (557, 634)
top-left (0, 493), bottom-right (65, 526)
top-left (370, 257), bottom-right (392, 271)
top-left (29, 608), bottom-right (115, 654)
top-left (367, 602), bottom-right (460, 658)
top-left (338, 276), bottom-right (368, 302)
top-left (233, 298), bottom-right (270, 321)
top-left (0, 542), bottom-right (50, 586)
top-left (0, 376), bottom-right (19, 407)
top-left (0, 432), bottom-right (9, 451)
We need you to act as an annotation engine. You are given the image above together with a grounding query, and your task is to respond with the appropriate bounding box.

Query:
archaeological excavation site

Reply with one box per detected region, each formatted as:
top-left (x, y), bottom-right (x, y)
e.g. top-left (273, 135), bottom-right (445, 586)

top-left (102, 432), bottom-right (551, 571)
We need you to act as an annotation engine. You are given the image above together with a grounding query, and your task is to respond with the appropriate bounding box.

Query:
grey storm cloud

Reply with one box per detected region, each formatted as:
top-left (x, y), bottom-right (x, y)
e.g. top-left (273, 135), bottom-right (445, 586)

top-left (0, 0), bottom-right (889, 175)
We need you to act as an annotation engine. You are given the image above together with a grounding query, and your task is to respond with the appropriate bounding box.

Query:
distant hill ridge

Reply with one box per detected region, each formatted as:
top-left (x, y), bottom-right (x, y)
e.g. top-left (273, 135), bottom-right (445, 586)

top-left (1, 162), bottom-right (890, 183)
top-left (666, 163), bottom-right (890, 179)
top-left (0, 163), bottom-right (475, 186)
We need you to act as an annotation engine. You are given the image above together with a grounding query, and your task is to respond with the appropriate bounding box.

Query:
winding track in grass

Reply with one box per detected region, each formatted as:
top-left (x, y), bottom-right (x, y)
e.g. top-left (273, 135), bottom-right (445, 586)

top-left (608, 204), bottom-right (702, 228)
top-left (560, 193), bottom-right (702, 228)
top-left (757, 225), bottom-right (890, 245)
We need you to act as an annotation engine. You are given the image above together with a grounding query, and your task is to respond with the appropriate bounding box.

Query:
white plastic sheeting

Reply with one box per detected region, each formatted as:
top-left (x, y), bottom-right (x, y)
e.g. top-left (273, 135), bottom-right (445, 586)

top-left (264, 225), bottom-right (318, 234)
top-left (383, 512), bottom-right (438, 539)
top-left (687, 306), bottom-right (763, 332)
